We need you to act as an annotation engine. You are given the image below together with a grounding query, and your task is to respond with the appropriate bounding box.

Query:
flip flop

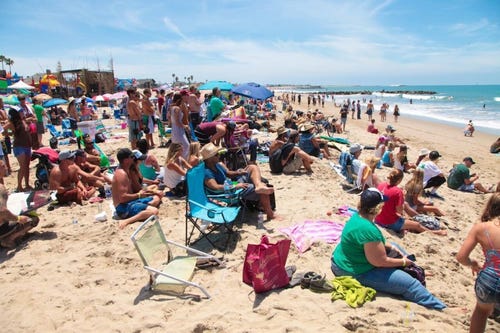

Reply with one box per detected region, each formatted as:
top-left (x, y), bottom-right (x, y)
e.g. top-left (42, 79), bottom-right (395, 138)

top-left (288, 272), bottom-right (305, 288)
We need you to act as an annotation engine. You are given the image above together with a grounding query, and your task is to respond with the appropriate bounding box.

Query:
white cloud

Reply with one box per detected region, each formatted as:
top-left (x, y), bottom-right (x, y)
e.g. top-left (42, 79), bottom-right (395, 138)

top-left (163, 17), bottom-right (187, 40)
top-left (449, 18), bottom-right (493, 35)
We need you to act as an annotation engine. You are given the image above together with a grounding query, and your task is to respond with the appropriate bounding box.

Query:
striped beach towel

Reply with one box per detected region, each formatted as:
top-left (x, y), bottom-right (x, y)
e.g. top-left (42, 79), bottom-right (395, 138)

top-left (279, 220), bottom-right (344, 253)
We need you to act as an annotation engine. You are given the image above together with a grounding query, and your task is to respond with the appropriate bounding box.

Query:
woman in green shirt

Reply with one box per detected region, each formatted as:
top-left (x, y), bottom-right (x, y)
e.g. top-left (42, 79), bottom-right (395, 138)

top-left (331, 188), bottom-right (445, 309)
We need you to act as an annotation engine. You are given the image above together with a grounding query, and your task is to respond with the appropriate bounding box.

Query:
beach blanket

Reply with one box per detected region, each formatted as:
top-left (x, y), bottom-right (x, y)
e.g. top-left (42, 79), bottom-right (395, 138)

top-left (330, 276), bottom-right (376, 308)
top-left (337, 205), bottom-right (358, 217)
top-left (320, 135), bottom-right (350, 145)
top-left (279, 220), bottom-right (344, 253)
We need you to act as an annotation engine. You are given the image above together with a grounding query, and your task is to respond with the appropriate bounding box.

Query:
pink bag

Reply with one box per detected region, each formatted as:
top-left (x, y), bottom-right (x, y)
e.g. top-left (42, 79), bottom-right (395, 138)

top-left (243, 235), bottom-right (291, 293)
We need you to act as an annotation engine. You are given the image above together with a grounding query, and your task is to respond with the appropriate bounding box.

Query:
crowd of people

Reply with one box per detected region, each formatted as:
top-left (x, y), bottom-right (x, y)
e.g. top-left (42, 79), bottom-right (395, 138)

top-left (0, 87), bottom-right (498, 332)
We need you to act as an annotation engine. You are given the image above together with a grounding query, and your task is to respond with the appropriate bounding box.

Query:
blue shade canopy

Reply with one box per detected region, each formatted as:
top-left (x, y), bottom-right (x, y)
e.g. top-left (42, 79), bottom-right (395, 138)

top-left (198, 80), bottom-right (233, 91)
top-left (42, 98), bottom-right (68, 108)
top-left (231, 82), bottom-right (274, 100)
top-left (2, 95), bottom-right (20, 105)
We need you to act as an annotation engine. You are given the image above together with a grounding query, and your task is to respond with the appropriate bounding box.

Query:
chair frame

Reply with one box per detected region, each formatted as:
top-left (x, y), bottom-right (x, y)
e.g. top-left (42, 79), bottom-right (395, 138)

top-left (131, 215), bottom-right (223, 299)
top-left (185, 162), bottom-right (241, 251)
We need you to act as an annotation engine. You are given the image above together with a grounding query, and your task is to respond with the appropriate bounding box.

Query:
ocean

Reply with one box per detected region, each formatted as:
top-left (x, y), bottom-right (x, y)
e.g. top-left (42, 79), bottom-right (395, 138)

top-left (277, 85), bottom-right (500, 135)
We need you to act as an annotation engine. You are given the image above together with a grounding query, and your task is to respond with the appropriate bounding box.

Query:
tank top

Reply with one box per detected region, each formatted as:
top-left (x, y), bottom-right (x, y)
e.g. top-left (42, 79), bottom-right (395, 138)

top-left (483, 230), bottom-right (500, 274)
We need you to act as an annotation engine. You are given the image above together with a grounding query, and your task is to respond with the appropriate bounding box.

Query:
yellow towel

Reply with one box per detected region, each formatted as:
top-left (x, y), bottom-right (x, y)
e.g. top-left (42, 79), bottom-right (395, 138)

top-left (330, 276), bottom-right (376, 308)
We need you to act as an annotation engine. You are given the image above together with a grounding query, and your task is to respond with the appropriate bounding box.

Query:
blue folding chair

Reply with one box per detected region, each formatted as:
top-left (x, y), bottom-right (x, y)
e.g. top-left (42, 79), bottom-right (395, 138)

top-left (185, 162), bottom-right (241, 251)
top-left (46, 124), bottom-right (64, 139)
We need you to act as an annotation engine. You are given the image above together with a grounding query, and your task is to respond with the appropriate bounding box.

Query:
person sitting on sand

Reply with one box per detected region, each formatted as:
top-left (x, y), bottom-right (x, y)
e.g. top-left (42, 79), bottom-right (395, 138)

top-left (49, 150), bottom-right (96, 205)
top-left (464, 120), bottom-right (475, 137)
top-left (270, 128), bottom-right (314, 174)
top-left (112, 148), bottom-right (161, 229)
top-left (298, 123), bottom-right (331, 159)
top-left (418, 150), bottom-right (446, 199)
top-left (456, 193), bottom-right (500, 333)
top-left (405, 169), bottom-right (445, 216)
top-left (375, 169), bottom-right (447, 236)
top-left (447, 157), bottom-right (494, 194)
top-left (393, 145), bottom-right (416, 173)
top-left (164, 143), bottom-right (192, 197)
top-left (188, 141), bottom-right (201, 167)
top-left (490, 138), bottom-right (500, 154)
top-left (339, 143), bottom-right (363, 184)
top-left (82, 133), bottom-right (103, 167)
top-left (385, 125), bottom-right (405, 146)
top-left (357, 156), bottom-right (381, 190)
top-left (367, 119), bottom-right (379, 134)
top-left (0, 184), bottom-right (39, 249)
top-left (74, 149), bottom-right (111, 190)
top-left (201, 143), bottom-right (276, 220)
top-left (381, 142), bottom-right (395, 167)
top-left (331, 187), bottom-right (446, 309)
top-left (136, 139), bottom-right (161, 183)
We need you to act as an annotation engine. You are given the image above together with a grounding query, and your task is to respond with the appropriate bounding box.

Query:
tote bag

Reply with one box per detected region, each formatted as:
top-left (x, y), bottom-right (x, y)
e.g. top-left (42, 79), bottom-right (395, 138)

top-left (243, 235), bottom-right (291, 293)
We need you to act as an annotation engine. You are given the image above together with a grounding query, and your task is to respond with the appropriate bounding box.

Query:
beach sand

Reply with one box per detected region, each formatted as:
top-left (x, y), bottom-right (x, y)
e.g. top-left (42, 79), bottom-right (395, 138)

top-left (1, 97), bottom-right (499, 332)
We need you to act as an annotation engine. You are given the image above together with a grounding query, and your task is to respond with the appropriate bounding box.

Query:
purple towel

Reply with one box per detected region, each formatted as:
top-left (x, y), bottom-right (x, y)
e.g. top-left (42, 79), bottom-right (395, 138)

top-left (279, 220), bottom-right (344, 253)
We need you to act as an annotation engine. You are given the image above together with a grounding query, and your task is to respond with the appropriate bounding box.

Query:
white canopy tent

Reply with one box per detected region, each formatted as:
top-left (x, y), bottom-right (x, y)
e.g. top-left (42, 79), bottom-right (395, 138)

top-left (8, 80), bottom-right (36, 90)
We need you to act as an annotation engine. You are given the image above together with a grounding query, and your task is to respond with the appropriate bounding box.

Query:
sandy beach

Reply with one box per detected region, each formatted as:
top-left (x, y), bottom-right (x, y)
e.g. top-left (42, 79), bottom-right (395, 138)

top-left (1, 96), bottom-right (499, 333)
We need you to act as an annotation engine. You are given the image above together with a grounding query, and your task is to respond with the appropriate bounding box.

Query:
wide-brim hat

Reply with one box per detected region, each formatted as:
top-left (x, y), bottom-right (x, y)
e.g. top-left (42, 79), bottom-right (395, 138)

top-left (276, 126), bottom-right (290, 136)
top-left (419, 148), bottom-right (430, 156)
top-left (299, 123), bottom-right (314, 132)
top-left (200, 143), bottom-right (224, 161)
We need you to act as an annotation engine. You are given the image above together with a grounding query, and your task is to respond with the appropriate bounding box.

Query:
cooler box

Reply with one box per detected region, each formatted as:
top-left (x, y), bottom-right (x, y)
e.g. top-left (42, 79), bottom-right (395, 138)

top-left (77, 121), bottom-right (97, 139)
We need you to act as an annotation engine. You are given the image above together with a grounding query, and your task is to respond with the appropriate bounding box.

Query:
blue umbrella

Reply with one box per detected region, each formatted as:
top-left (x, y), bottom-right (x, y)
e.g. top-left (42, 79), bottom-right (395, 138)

top-left (231, 82), bottom-right (274, 100)
top-left (42, 98), bottom-right (68, 108)
top-left (198, 80), bottom-right (233, 91)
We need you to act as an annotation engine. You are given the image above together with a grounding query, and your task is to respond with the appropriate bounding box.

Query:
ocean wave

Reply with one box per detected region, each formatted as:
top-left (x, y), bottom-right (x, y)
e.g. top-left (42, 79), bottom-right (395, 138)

top-left (494, 97), bottom-right (500, 102)
top-left (372, 92), bottom-right (401, 97)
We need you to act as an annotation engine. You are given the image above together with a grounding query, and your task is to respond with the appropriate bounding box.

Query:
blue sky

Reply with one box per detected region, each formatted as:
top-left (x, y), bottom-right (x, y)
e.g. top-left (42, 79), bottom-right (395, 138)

top-left (1, 0), bottom-right (499, 85)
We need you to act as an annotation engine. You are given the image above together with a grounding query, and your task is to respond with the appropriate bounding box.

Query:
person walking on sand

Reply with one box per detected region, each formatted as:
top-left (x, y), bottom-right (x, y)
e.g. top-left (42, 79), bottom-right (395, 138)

top-left (456, 193), bottom-right (500, 333)
top-left (393, 104), bottom-right (400, 122)
top-left (127, 89), bottom-right (143, 150)
top-left (366, 100), bottom-right (374, 121)
top-left (112, 148), bottom-right (160, 230)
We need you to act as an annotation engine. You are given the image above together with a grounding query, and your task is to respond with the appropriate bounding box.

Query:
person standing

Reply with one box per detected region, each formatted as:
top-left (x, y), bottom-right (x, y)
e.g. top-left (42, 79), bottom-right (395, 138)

top-left (126, 89), bottom-right (142, 150)
top-left (157, 89), bottom-right (165, 119)
top-left (170, 92), bottom-right (190, 159)
top-left (140, 88), bottom-right (156, 148)
top-left (456, 193), bottom-right (500, 333)
top-left (356, 100), bottom-right (361, 119)
top-left (393, 104), bottom-right (400, 122)
top-left (33, 99), bottom-right (46, 148)
top-left (5, 108), bottom-right (32, 192)
top-left (366, 100), bottom-right (374, 121)
top-left (339, 103), bottom-right (349, 132)
top-left (187, 85), bottom-right (203, 130)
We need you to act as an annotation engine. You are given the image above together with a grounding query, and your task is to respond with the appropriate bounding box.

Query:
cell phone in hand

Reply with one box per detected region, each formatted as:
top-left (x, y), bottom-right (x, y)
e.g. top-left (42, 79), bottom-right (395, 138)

top-left (407, 254), bottom-right (416, 262)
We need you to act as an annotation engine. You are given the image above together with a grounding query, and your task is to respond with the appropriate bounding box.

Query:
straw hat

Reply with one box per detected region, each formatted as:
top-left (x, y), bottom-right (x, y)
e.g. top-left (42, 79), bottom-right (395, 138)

top-left (418, 148), bottom-right (430, 156)
top-left (299, 123), bottom-right (314, 132)
top-left (276, 126), bottom-right (290, 136)
top-left (200, 143), bottom-right (224, 161)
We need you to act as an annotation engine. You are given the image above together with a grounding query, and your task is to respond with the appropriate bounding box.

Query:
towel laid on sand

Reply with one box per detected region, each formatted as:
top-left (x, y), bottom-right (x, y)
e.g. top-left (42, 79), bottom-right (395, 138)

top-left (279, 220), bottom-right (344, 253)
top-left (330, 276), bottom-right (376, 308)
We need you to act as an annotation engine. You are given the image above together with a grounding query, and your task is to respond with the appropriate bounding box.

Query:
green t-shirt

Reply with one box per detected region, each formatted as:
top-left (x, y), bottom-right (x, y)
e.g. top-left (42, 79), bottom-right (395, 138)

top-left (332, 213), bottom-right (385, 275)
top-left (447, 163), bottom-right (469, 189)
top-left (208, 97), bottom-right (224, 121)
top-left (33, 104), bottom-right (44, 122)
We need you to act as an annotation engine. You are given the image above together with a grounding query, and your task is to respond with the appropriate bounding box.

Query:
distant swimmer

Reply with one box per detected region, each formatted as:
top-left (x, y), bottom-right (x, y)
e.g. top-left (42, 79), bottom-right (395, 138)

top-left (410, 99), bottom-right (413, 104)
top-left (483, 103), bottom-right (486, 109)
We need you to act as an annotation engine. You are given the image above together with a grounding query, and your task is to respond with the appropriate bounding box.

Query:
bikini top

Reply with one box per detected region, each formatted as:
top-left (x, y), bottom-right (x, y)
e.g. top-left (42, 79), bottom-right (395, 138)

top-left (483, 230), bottom-right (500, 274)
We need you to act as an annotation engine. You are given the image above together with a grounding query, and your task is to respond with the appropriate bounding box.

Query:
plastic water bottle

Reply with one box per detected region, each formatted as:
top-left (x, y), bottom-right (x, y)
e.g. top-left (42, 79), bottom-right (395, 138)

top-left (319, 152), bottom-right (324, 160)
top-left (104, 184), bottom-right (112, 199)
top-left (72, 217), bottom-right (78, 225)
top-left (224, 178), bottom-right (232, 198)
top-left (257, 212), bottom-right (264, 229)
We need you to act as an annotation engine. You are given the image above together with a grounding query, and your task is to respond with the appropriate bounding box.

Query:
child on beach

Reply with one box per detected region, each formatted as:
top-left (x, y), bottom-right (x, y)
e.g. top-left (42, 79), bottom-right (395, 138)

top-left (456, 193), bottom-right (500, 333)
top-left (405, 169), bottom-right (445, 216)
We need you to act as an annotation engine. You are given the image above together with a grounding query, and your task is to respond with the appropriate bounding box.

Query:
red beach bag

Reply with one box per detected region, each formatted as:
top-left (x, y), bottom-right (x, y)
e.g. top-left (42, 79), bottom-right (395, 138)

top-left (243, 235), bottom-right (291, 293)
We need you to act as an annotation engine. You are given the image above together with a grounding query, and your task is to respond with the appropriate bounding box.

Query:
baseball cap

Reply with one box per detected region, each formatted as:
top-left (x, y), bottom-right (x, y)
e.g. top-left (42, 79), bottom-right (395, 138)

top-left (429, 151), bottom-right (442, 160)
top-left (132, 149), bottom-right (147, 161)
top-left (117, 148), bottom-right (133, 163)
top-left (179, 89), bottom-right (189, 96)
top-left (59, 150), bottom-right (76, 161)
top-left (349, 143), bottom-right (364, 154)
top-left (360, 188), bottom-right (387, 209)
top-left (463, 157), bottom-right (475, 164)
top-left (74, 149), bottom-right (86, 157)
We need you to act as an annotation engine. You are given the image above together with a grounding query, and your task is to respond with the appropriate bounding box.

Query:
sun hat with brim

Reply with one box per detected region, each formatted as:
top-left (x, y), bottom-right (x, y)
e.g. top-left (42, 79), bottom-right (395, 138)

top-left (360, 187), bottom-right (387, 209)
top-left (299, 123), bottom-right (314, 132)
top-left (59, 150), bottom-right (76, 161)
top-left (276, 126), bottom-right (290, 136)
top-left (419, 148), bottom-right (430, 156)
top-left (200, 143), bottom-right (224, 161)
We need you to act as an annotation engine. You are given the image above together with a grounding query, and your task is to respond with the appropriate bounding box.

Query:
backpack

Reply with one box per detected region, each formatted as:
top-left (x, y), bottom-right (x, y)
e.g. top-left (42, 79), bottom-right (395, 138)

top-left (269, 143), bottom-right (294, 174)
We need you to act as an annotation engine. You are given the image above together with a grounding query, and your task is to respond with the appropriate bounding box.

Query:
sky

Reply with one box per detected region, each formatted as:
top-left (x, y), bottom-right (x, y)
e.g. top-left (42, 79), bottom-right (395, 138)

top-left (1, 0), bottom-right (500, 86)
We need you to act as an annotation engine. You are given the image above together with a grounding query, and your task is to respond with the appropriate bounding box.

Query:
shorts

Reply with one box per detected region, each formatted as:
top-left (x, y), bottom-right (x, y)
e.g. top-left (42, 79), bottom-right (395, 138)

top-left (457, 183), bottom-right (475, 192)
top-left (56, 188), bottom-right (82, 205)
top-left (13, 146), bottom-right (32, 158)
top-left (0, 221), bottom-right (23, 239)
top-left (36, 121), bottom-right (45, 134)
top-left (475, 267), bottom-right (500, 304)
top-left (128, 119), bottom-right (142, 141)
top-left (340, 117), bottom-right (347, 125)
top-left (115, 197), bottom-right (153, 219)
top-left (236, 174), bottom-right (260, 201)
top-left (283, 155), bottom-right (303, 174)
top-left (377, 217), bottom-right (405, 232)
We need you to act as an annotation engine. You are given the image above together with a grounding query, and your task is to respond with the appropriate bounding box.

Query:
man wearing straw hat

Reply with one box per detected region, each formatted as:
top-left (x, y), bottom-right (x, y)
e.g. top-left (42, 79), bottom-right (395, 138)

top-left (200, 143), bottom-right (276, 220)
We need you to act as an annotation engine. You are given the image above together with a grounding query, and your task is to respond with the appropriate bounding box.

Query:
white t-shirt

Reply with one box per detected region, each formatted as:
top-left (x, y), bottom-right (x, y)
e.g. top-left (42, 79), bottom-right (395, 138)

top-left (419, 161), bottom-right (441, 186)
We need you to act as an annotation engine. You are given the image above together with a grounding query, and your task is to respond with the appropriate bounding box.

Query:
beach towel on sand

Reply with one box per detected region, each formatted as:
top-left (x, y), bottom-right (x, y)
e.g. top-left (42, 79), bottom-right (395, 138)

top-left (330, 276), bottom-right (376, 308)
top-left (279, 220), bottom-right (344, 253)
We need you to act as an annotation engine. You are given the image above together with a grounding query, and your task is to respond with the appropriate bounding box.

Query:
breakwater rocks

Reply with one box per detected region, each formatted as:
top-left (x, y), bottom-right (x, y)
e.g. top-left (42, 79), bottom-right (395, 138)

top-left (271, 85), bottom-right (437, 95)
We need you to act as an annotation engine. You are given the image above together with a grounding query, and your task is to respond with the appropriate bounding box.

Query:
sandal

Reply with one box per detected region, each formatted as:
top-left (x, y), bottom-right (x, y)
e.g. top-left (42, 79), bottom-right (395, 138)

top-left (300, 271), bottom-right (334, 293)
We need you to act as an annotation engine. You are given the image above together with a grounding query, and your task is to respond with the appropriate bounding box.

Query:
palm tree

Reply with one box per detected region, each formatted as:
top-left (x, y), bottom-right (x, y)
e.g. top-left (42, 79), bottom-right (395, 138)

top-left (5, 58), bottom-right (13, 73)
top-left (189, 75), bottom-right (194, 84)
top-left (0, 55), bottom-right (5, 71)
top-left (171, 73), bottom-right (175, 86)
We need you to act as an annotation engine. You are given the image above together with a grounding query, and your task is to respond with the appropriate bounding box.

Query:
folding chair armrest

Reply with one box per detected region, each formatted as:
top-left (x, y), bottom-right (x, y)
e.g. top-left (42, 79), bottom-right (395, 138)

top-left (188, 199), bottom-right (225, 214)
top-left (164, 239), bottom-right (225, 267)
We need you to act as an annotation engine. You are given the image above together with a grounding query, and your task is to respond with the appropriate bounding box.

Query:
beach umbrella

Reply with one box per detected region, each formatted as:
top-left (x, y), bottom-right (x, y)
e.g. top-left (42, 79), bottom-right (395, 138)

top-left (8, 80), bottom-right (36, 90)
top-left (103, 93), bottom-right (113, 100)
top-left (42, 98), bottom-right (68, 108)
top-left (231, 82), bottom-right (274, 100)
top-left (93, 95), bottom-right (105, 102)
top-left (2, 94), bottom-right (20, 105)
top-left (33, 93), bottom-right (52, 102)
top-left (198, 80), bottom-right (233, 91)
top-left (111, 91), bottom-right (127, 99)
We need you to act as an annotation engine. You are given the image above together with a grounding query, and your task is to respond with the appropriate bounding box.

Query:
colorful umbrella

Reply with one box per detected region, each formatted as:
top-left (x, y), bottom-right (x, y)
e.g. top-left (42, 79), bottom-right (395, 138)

top-left (42, 98), bottom-right (68, 108)
top-left (231, 82), bottom-right (274, 100)
top-left (93, 95), bottom-right (105, 102)
top-left (110, 91), bottom-right (127, 99)
top-left (2, 94), bottom-right (20, 105)
top-left (33, 93), bottom-right (52, 102)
